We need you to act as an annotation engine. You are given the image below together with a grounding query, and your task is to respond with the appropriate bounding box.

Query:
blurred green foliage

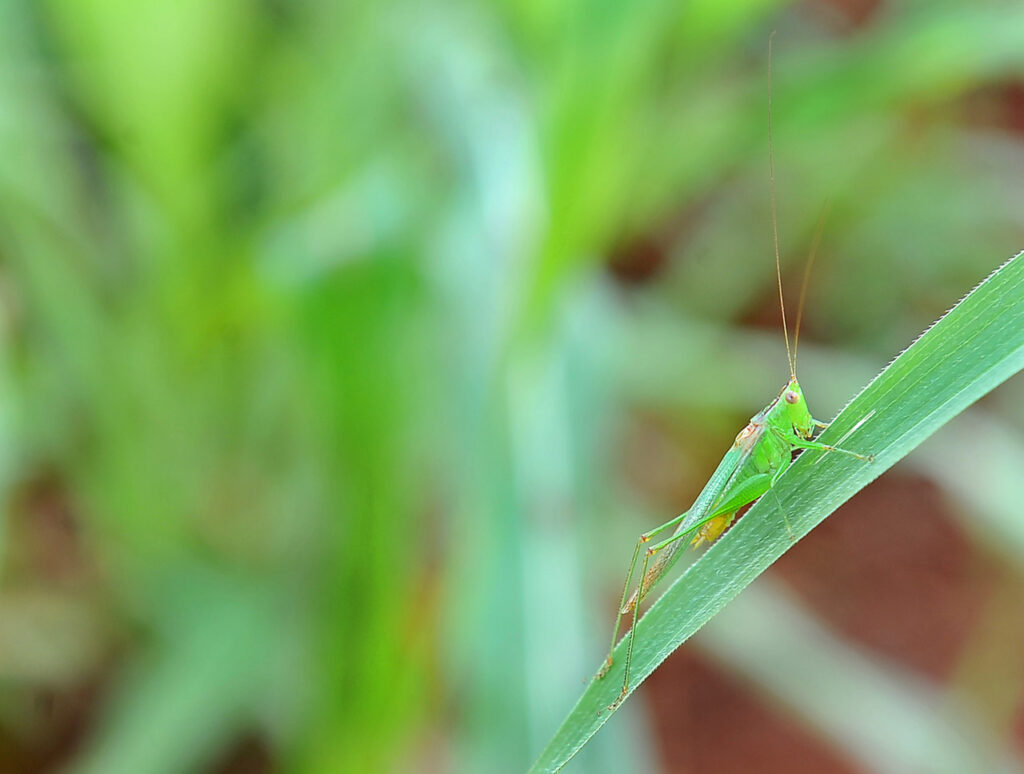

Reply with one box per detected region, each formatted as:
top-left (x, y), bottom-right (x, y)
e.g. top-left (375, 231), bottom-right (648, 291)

top-left (0, 1), bottom-right (1022, 773)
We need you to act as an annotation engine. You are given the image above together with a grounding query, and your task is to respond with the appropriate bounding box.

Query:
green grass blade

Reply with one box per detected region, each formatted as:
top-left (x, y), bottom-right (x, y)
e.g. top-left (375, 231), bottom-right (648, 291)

top-left (529, 249), bottom-right (1024, 773)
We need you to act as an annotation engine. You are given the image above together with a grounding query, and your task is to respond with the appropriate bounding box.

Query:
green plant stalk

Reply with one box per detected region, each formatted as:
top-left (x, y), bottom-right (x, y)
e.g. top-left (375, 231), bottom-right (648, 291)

top-left (530, 249), bottom-right (1024, 773)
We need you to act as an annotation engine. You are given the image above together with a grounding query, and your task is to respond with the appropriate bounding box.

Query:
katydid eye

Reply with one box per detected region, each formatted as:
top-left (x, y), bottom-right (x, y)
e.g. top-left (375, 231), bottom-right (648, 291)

top-left (784, 390), bottom-right (799, 404)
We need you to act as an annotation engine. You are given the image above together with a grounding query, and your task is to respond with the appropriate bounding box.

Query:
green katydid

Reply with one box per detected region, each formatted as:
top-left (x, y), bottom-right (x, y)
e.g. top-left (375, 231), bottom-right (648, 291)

top-left (596, 36), bottom-right (875, 709)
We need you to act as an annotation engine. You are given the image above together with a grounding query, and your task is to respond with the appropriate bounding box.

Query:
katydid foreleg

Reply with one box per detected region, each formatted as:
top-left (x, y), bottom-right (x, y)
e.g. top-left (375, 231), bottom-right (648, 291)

top-left (770, 425), bottom-right (874, 461)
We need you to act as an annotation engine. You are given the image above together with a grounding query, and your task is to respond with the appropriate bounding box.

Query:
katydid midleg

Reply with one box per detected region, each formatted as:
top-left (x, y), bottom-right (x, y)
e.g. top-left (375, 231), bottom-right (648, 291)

top-left (596, 36), bottom-right (875, 709)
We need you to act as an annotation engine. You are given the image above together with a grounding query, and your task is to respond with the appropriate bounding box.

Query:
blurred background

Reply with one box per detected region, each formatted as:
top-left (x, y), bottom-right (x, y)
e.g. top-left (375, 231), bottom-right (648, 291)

top-left (1, 1), bottom-right (1023, 772)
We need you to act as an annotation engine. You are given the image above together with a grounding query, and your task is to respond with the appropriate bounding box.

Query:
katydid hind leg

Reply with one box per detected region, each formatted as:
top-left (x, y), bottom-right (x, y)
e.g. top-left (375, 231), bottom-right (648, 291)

top-left (609, 522), bottom-right (703, 710)
top-left (603, 489), bottom-right (774, 708)
top-left (603, 467), bottom-right (779, 693)
top-left (623, 475), bottom-right (770, 617)
top-left (598, 508), bottom-right (692, 680)
top-left (602, 513), bottom-right (728, 710)
top-left (624, 530), bottom-right (697, 613)
top-left (614, 546), bottom-right (653, 709)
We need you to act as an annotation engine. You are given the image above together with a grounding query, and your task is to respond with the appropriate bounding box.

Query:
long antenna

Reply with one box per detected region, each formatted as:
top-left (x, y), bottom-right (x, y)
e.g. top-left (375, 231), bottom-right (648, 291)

top-left (768, 32), bottom-right (794, 380)
top-left (793, 199), bottom-right (831, 367)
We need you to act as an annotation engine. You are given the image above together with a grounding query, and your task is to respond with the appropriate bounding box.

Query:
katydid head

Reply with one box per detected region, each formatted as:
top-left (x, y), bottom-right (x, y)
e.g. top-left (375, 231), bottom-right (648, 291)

top-left (781, 379), bottom-right (814, 438)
